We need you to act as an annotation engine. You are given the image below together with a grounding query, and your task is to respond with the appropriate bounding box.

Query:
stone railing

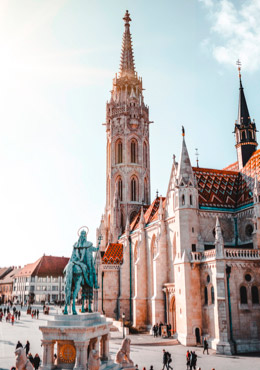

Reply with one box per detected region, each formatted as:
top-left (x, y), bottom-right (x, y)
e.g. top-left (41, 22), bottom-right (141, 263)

top-left (225, 249), bottom-right (260, 259)
top-left (190, 250), bottom-right (216, 263)
top-left (190, 248), bottom-right (260, 263)
top-left (190, 252), bottom-right (202, 262)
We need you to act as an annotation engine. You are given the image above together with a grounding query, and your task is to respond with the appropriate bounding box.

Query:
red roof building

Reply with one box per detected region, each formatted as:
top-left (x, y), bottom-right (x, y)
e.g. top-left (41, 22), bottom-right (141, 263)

top-left (13, 255), bottom-right (69, 304)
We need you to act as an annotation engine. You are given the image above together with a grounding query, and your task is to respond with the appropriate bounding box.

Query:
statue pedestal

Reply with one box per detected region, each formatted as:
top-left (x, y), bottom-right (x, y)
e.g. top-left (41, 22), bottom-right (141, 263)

top-left (39, 313), bottom-right (119, 370)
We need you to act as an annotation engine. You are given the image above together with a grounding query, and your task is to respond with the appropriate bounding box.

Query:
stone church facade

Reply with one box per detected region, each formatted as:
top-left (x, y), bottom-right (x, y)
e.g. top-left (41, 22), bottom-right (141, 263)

top-left (96, 11), bottom-right (260, 355)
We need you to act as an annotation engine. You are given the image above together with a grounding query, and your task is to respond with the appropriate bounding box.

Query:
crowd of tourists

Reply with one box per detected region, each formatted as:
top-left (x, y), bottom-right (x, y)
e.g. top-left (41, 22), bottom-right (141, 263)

top-left (15, 340), bottom-right (41, 369)
top-left (152, 322), bottom-right (172, 337)
top-left (0, 305), bottom-right (21, 324)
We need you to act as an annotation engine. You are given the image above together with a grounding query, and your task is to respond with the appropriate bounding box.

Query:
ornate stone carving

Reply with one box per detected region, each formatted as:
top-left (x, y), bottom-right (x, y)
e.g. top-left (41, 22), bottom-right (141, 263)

top-left (15, 348), bottom-right (34, 370)
top-left (59, 343), bottom-right (76, 364)
top-left (88, 349), bottom-right (100, 370)
top-left (115, 338), bottom-right (133, 366)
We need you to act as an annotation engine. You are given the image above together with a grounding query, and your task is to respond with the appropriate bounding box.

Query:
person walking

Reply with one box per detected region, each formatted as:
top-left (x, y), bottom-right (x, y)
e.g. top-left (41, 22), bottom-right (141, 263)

top-left (186, 350), bottom-right (191, 370)
top-left (162, 349), bottom-right (168, 370)
top-left (11, 314), bottom-right (14, 325)
top-left (25, 340), bottom-right (30, 356)
top-left (34, 353), bottom-right (41, 369)
top-left (190, 351), bottom-right (197, 370)
top-left (28, 353), bottom-right (34, 365)
top-left (167, 352), bottom-right (173, 370)
top-left (168, 323), bottom-right (172, 337)
top-left (18, 310), bottom-right (21, 320)
top-left (203, 337), bottom-right (209, 354)
top-left (16, 341), bottom-right (23, 349)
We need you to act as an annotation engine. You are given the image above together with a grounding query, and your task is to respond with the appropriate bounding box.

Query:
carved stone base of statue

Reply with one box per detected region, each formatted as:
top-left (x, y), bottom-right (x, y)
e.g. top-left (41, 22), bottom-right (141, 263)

top-left (39, 312), bottom-right (120, 370)
top-left (115, 339), bottom-right (135, 370)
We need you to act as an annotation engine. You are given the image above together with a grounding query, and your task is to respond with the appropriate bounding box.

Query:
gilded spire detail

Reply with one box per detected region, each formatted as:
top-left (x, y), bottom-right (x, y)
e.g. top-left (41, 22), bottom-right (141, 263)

top-left (120, 10), bottom-right (135, 77)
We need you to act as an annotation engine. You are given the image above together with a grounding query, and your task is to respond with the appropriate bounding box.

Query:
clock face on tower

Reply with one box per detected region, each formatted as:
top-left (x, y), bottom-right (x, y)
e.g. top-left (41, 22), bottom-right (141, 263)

top-left (59, 343), bottom-right (76, 363)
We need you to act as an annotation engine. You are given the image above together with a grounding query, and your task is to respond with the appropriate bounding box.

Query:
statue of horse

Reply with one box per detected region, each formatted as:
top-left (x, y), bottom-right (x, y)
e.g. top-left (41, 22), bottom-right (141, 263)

top-left (63, 230), bottom-right (101, 315)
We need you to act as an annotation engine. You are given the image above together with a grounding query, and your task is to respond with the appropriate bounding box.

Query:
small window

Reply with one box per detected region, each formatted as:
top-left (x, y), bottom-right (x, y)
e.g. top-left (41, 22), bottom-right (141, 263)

top-left (131, 140), bottom-right (137, 163)
top-left (252, 286), bottom-right (259, 304)
top-left (245, 224), bottom-right (253, 237)
top-left (118, 178), bottom-right (123, 201)
top-left (131, 178), bottom-right (137, 201)
top-left (143, 142), bottom-right (148, 167)
top-left (192, 227), bottom-right (194, 233)
top-left (240, 286), bottom-right (247, 304)
top-left (192, 244), bottom-right (196, 252)
top-left (207, 275), bottom-right (210, 284)
top-left (116, 140), bottom-right (123, 164)
top-left (211, 286), bottom-right (215, 304)
top-left (182, 195), bottom-right (185, 205)
top-left (190, 195), bottom-right (193, 205)
top-left (204, 287), bottom-right (208, 305)
top-left (245, 274), bottom-right (252, 282)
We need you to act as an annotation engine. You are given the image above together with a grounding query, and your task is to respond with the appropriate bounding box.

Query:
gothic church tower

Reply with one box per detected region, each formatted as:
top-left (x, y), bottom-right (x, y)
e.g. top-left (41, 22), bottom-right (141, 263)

top-left (234, 66), bottom-right (257, 169)
top-left (100, 11), bottom-right (151, 246)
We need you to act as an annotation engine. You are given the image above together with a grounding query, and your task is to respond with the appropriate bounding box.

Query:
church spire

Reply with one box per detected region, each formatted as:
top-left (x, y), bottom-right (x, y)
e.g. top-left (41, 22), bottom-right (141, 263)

top-left (119, 10), bottom-right (135, 77)
top-left (234, 61), bottom-right (257, 170)
top-left (176, 127), bottom-right (193, 184)
top-left (238, 74), bottom-right (251, 127)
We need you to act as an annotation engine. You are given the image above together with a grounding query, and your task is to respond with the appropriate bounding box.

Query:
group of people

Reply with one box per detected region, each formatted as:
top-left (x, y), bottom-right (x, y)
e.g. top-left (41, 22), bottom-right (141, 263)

top-left (186, 350), bottom-right (198, 370)
top-left (152, 322), bottom-right (172, 338)
top-left (16, 340), bottom-right (41, 369)
top-left (30, 309), bottom-right (40, 319)
top-left (0, 306), bottom-right (21, 324)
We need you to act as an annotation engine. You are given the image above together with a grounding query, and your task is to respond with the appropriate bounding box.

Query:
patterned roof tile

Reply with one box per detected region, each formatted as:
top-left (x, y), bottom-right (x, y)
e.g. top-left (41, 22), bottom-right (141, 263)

top-left (102, 243), bottom-right (123, 265)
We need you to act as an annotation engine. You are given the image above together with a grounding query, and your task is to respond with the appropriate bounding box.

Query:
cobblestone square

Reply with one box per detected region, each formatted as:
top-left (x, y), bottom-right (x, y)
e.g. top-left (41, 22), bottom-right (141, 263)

top-left (0, 306), bottom-right (259, 370)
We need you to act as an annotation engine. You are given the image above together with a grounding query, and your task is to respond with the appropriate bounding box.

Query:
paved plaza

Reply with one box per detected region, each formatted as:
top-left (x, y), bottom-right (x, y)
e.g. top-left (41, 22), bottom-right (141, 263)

top-left (0, 305), bottom-right (259, 370)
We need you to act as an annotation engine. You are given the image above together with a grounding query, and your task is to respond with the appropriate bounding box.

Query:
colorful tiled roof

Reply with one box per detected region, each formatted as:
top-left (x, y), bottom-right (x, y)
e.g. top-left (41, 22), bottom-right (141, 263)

top-left (102, 243), bottom-right (123, 265)
top-left (130, 197), bottom-right (166, 231)
top-left (193, 167), bottom-right (252, 209)
top-left (223, 161), bottom-right (239, 171)
top-left (16, 256), bottom-right (69, 277)
top-left (241, 149), bottom-right (260, 187)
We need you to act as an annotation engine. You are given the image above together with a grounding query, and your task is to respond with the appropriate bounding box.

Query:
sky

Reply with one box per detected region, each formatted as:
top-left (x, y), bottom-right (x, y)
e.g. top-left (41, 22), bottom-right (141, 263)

top-left (1, 0), bottom-right (260, 267)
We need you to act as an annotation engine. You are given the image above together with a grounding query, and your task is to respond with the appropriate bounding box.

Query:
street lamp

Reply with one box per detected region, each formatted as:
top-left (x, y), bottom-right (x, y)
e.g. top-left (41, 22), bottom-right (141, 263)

top-left (122, 312), bottom-right (125, 339)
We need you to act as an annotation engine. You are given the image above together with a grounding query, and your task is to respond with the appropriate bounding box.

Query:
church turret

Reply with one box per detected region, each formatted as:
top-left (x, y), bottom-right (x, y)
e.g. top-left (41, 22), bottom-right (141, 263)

top-left (234, 62), bottom-right (257, 170)
top-left (175, 127), bottom-right (198, 210)
top-left (104, 10), bottom-right (151, 244)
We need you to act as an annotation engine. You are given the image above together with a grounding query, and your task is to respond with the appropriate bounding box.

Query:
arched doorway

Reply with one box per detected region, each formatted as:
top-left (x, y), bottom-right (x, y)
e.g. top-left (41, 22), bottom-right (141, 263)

top-left (195, 327), bottom-right (201, 344)
top-left (169, 296), bottom-right (176, 335)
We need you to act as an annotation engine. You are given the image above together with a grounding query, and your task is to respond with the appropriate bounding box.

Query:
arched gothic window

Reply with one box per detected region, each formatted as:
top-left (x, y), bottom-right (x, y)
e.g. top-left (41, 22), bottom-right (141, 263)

top-left (118, 178), bottom-right (123, 201)
top-left (204, 287), bottom-right (208, 305)
top-left (143, 142), bottom-right (148, 167)
top-left (240, 286), bottom-right (247, 304)
top-left (131, 177), bottom-right (137, 201)
top-left (241, 131), bottom-right (246, 141)
top-left (130, 211), bottom-right (137, 224)
top-left (252, 286), bottom-right (259, 304)
top-left (144, 178), bottom-right (148, 204)
top-left (211, 286), bottom-right (215, 304)
top-left (131, 140), bottom-right (137, 163)
top-left (182, 194), bottom-right (185, 205)
top-left (116, 140), bottom-right (123, 164)
top-left (190, 195), bottom-right (193, 205)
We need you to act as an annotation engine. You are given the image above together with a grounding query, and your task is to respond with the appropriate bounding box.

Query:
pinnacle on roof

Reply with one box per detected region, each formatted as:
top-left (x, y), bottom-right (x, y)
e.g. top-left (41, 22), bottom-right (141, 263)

top-left (238, 76), bottom-right (251, 126)
top-left (119, 10), bottom-right (135, 77)
top-left (177, 127), bottom-right (193, 183)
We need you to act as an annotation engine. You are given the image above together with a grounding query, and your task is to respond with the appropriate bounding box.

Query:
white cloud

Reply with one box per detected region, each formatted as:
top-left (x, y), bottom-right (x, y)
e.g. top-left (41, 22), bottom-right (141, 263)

top-left (200, 0), bottom-right (260, 71)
